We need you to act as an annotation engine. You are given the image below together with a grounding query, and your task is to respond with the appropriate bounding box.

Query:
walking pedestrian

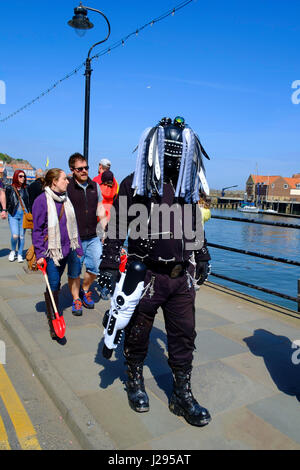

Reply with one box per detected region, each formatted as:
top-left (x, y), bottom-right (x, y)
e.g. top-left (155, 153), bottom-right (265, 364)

top-left (93, 158), bottom-right (111, 185)
top-left (5, 170), bottom-right (30, 262)
top-left (0, 180), bottom-right (7, 219)
top-left (93, 158), bottom-right (118, 188)
top-left (28, 169), bottom-right (45, 211)
top-left (98, 116), bottom-right (212, 427)
top-left (98, 170), bottom-right (119, 228)
top-left (67, 153), bottom-right (103, 312)
top-left (32, 168), bottom-right (83, 337)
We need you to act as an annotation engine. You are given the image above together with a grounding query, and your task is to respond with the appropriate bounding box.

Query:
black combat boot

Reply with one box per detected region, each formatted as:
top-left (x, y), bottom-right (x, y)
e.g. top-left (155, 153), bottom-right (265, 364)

top-left (44, 290), bottom-right (59, 340)
top-left (125, 362), bottom-right (149, 413)
top-left (169, 368), bottom-right (211, 427)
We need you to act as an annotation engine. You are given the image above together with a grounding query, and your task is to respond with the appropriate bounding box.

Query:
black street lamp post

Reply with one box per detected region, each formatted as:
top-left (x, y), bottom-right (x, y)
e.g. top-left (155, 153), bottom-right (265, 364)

top-left (68, 3), bottom-right (111, 162)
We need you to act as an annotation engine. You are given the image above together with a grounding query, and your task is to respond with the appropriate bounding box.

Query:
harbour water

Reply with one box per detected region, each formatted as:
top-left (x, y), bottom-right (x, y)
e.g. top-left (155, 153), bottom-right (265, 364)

top-left (205, 209), bottom-right (300, 312)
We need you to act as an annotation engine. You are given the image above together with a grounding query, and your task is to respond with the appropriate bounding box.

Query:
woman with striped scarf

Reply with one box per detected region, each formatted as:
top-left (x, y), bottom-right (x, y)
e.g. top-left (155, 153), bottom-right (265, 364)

top-left (32, 168), bottom-right (83, 339)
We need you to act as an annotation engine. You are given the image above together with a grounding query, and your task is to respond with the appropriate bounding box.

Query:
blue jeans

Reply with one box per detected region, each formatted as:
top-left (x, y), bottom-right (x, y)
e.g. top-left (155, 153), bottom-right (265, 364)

top-left (46, 250), bottom-right (81, 292)
top-left (8, 209), bottom-right (26, 255)
top-left (80, 237), bottom-right (102, 276)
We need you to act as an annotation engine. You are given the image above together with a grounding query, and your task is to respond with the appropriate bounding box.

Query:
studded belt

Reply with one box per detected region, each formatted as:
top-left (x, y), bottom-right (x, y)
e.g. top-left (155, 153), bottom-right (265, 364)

top-left (143, 259), bottom-right (189, 279)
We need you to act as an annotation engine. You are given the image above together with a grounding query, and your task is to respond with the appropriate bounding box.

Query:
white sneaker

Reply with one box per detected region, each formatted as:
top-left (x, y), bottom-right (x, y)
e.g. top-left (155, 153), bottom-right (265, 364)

top-left (8, 251), bottom-right (16, 262)
top-left (17, 254), bottom-right (24, 263)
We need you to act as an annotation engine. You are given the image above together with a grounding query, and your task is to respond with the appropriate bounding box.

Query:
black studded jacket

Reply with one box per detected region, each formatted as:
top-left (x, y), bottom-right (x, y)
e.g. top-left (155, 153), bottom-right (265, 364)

top-left (6, 185), bottom-right (30, 217)
top-left (99, 173), bottom-right (211, 270)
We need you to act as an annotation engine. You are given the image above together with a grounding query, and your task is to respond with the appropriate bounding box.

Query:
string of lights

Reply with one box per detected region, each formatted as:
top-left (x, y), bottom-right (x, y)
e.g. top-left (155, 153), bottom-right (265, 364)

top-left (91, 0), bottom-right (194, 61)
top-left (0, 0), bottom-right (194, 124)
top-left (0, 63), bottom-right (86, 123)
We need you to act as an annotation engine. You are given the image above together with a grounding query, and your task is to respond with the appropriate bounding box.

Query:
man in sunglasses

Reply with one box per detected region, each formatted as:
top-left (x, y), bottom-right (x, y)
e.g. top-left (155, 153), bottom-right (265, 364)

top-left (67, 153), bottom-right (103, 315)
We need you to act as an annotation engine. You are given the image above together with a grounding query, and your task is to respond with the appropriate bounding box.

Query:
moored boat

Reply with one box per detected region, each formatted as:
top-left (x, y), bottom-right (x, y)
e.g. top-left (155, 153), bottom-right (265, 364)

top-left (237, 203), bottom-right (259, 213)
top-left (264, 209), bottom-right (278, 214)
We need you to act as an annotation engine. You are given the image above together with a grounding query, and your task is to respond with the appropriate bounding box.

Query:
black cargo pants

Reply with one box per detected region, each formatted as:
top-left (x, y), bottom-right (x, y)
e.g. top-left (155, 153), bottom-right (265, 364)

top-left (124, 268), bottom-right (196, 370)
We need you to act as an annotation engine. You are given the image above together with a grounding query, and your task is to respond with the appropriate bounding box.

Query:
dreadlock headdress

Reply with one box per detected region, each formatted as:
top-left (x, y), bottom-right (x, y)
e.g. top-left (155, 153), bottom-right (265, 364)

top-left (132, 117), bottom-right (210, 203)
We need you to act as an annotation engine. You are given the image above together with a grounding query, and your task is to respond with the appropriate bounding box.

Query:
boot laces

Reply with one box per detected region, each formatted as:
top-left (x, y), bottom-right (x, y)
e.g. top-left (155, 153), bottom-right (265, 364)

top-left (127, 365), bottom-right (144, 387)
top-left (85, 291), bottom-right (92, 301)
top-left (184, 379), bottom-right (193, 399)
top-left (175, 372), bottom-right (194, 400)
top-left (74, 299), bottom-right (82, 310)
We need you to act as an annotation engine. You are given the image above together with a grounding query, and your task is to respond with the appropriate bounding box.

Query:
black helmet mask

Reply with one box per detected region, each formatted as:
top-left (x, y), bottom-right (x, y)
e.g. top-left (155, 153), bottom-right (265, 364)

top-left (132, 116), bottom-right (210, 203)
top-left (161, 117), bottom-right (185, 181)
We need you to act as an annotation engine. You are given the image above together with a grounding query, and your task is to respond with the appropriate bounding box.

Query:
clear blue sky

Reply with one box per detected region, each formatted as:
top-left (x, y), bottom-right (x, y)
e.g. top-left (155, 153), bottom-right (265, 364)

top-left (0, 0), bottom-right (299, 190)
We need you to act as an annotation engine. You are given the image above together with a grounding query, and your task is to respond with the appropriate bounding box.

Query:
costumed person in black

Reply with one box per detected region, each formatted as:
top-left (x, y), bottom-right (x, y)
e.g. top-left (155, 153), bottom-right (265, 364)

top-left (98, 116), bottom-right (212, 427)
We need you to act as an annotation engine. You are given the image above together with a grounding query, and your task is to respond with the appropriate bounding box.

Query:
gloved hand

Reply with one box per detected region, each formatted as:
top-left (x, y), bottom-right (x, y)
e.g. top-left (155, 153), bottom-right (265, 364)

top-left (195, 261), bottom-right (211, 285)
top-left (98, 269), bottom-right (120, 297)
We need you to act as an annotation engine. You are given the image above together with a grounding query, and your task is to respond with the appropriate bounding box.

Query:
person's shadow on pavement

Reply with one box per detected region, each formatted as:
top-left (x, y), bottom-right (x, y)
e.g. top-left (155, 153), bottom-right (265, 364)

top-left (0, 248), bottom-right (10, 258)
top-left (243, 329), bottom-right (300, 402)
top-left (94, 324), bottom-right (172, 399)
top-left (95, 334), bottom-right (127, 389)
top-left (36, 282), bottom-right (72, 313)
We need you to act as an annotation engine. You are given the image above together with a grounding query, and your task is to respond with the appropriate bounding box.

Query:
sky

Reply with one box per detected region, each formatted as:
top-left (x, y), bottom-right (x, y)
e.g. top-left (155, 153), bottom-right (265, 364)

top-left (0, 0), bottom-right (299, 190)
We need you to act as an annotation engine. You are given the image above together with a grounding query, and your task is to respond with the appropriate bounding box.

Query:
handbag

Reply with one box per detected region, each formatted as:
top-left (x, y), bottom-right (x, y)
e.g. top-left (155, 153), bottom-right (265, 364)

top-left (23, 212), bottom-right (34, 230)
top-left (25, 203), bottom-right (65, 271)
top-left (25, 244), bottom-right (38, 271)
top-left (12, 186), bottom-right (33, 230)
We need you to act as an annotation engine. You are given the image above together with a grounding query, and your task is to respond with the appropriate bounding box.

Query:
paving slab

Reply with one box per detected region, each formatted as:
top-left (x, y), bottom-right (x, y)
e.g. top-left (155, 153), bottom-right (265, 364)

top-left (193, 329), bottom-right (247, 365)
top-left (248, 394), bottom-right (300, 444)
top-left (191, 360), bottom-right (275, 416)
top-left (8, 295), bottom-right (47, 315)
top-left (219, 406), bottom-right (300, 450)
top-left (53, 351), bottom-right (112, 396)
top-left (33, 325), bottom-right (103, 360)
top-left (195, 307), bottom-right (233, 330)
top-left (81, 387), bottom-right (185, 449)
top-left (127, 405), bottom-right (300, 450)
top-left (221, 352), bottom-right (279, 392)
top-left (0, 276), bottom-right (24, 287)
top-left (198, 284), bottom-right (273, 323)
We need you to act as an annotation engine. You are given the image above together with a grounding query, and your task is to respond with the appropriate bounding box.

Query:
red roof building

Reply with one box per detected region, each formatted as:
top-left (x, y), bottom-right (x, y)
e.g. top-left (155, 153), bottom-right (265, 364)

top-left (246, 174), bottom-right (300, 202)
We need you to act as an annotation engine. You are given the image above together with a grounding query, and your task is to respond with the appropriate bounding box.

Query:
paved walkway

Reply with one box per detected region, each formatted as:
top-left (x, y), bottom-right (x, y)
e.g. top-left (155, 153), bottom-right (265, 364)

top-left (0, 219), bottom-right (300, 450)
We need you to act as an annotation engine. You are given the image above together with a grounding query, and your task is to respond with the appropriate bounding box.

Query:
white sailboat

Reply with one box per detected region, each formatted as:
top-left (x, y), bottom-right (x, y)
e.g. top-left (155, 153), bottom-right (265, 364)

top-left (265, 176), bottom-right (278, 213)
top-left (238, 203), bottom-right (259, 213)
top-left (238, 165), bottom-right (261, 213)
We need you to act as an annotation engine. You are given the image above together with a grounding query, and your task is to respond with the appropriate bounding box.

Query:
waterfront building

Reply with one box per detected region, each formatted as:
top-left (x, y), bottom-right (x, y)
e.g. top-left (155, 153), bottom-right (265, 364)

top-left (2, 162), bottom-right (36, 185)
top-left (246, 173), bottom-right (300, 204)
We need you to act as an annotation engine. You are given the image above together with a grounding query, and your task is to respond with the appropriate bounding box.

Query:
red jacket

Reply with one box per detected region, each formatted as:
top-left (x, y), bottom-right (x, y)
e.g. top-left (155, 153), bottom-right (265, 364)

top-left (93, 173), bottom-right (118, 192)
top-left (96, 178), bottom-right (119, 221)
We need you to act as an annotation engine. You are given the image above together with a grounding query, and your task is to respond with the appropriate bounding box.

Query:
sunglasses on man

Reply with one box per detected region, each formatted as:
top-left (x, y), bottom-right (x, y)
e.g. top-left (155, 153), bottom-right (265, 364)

top-left (72, 166), bottom-right (89, 172)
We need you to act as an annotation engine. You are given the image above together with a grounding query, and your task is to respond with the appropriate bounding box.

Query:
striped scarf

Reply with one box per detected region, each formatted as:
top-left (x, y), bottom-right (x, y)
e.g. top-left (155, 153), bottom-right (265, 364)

top-left (44, 187), bottom-right (79, 266)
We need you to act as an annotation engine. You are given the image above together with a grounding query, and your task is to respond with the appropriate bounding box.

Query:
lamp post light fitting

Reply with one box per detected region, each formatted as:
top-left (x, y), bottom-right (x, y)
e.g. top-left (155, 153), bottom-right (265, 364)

top-left (68, 3), bottom-right (111, 162)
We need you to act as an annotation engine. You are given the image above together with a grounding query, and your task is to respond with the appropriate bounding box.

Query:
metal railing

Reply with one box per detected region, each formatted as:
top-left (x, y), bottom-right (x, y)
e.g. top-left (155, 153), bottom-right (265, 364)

top-left (208, 215), bottom-right (300, 313)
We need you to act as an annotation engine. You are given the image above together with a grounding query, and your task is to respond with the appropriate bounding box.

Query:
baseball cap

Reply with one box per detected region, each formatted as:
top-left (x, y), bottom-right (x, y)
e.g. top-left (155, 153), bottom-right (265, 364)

top-left (101, 170), bottom-right (114, 184)
top-left (99, 158), bottom-right (111, 167)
